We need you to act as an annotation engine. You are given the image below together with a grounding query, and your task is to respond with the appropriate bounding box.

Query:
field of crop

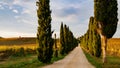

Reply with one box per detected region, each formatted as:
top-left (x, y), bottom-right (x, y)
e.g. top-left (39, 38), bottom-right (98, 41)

top-left (0, 37), bottom-right (61, 60)
top-left (107, 38), bottom-right (120, 57)
top-left (0, 37), bottom-right (120, 68)
top-left (0, 37), bottom-right (65, 68)
top-left (0, 37), bottom-right (37, 60)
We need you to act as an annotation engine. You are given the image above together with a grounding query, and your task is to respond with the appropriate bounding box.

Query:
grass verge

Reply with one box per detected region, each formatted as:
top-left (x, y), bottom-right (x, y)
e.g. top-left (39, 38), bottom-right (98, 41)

top-left (0, 54), bottom-right (66, 68)
top-left (83, 49), bottom-right (120, 68)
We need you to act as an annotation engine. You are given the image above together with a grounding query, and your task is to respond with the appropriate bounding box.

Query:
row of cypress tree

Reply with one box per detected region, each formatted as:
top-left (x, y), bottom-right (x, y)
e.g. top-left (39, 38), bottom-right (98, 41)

top-left (80, 1), bottom-right (118, 63)
top-left (36, 0), bottom-right (78, 63)
top-left (80, 17), bottom-right (101, 57)
top-left (36, 0), bottom-right (118, 64)
top-left (60, 22), bottom-right (78, 55)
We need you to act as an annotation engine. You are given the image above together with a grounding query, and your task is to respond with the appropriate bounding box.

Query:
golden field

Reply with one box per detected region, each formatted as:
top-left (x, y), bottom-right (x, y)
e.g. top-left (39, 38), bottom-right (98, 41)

top-left (0, 37), bottom-right (120, 60)
top-left (0, 37), bottom-right (37, 51)
top-left (107, 38), bottom-right (120, 56)
top-left (0, 37), bottom-right (37, 60)
top-left (0, 44), bottom-right (37, 52)
top-left (0, 37), bottom-right (61, 60)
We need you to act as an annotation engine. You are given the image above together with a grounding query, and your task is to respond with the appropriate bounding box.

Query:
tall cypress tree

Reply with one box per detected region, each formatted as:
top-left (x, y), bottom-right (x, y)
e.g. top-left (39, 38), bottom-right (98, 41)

top-left (80, 17), bottom-right (101, 57)
top-left (94, 0), bottom-right (118, 63)
top-left (63, 24), bottom-right (68, 54)
top-left (89, 17), bottom-right (101, 57)
top-left (54, 33), bottom-right (58, 57)
top-left (36, 0), bottom-right (54, 63)
top-left (60, 22), bottom-right (65, 55)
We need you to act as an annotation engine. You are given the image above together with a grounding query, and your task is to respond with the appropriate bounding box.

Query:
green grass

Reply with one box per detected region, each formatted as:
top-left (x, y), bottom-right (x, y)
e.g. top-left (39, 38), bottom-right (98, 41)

top-left (83, 50), bottom-right (102, 68)
top-left (0, 54), bottom-right (66, 68)
top-left (0, 55), bottom-right (42, 68)
top-left (83, 49), bottom-right (120, 68)
top-left (51, 54), bottom-right (66, 63)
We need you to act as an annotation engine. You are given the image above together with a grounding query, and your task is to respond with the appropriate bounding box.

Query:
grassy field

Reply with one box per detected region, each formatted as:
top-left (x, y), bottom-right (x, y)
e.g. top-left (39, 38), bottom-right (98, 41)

top-left (83, 38), bottom-right (120, 68)
top-left (0, 54), bottom-right (65, 68)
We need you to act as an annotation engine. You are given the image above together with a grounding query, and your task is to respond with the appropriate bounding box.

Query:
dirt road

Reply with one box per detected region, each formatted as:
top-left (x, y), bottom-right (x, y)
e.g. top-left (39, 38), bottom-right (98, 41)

top-left (41, 46), bottom-right (94, 68)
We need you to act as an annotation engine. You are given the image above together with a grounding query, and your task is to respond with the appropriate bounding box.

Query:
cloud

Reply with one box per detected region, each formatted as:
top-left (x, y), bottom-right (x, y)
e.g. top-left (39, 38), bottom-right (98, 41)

top-left (12, 0), bottom-right (37, 25)
top-left (51, 0), bottom-right (94, 37)
top-left (55, 7), bottom-right (78, 17)
top-left (13, 9), bottom-right (18, 13)
top-left (14, 15), bottom-right (19, 19)
top-left (22, 9), bottom-right (31, 14)
top-left (18, 19), bottom-right (36, 26)
top-left (0, 4), bottom-right (4, 9)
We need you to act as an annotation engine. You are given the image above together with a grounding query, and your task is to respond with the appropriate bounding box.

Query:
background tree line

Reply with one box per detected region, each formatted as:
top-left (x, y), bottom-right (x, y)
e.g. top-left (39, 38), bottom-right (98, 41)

top-left (79, 17), bottom-right (101, 57)
top-left (60, 22), bottom-right (78, 55)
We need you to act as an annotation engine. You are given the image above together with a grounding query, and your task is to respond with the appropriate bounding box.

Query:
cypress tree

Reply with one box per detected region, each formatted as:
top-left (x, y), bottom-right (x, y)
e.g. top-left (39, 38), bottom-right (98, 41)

top-left (68, 31), bottom-right (74, 51)
top-left (64, 24), bottom-right (68, 54)
top-left (80, 17), bottom-right (101, 57)
top-left (54, 33), bottom-right (58, 57)
top-left (36, 0), bottom-right (54, 63)
top-left (94, 0), bottom-right (118, 63)
top-left (89, 17), bottom-right (101, 57)
top-left (60, 22), bottom-right (65, 55)
top-left (60, 23), bottom-right (78, 55)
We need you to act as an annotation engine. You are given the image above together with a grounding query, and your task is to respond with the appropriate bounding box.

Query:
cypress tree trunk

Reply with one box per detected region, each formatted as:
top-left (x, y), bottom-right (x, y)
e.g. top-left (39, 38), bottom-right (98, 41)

top-left (97, 22), bottom-right (107, 63)
top-left (100, 35), bottom-right (107, 63)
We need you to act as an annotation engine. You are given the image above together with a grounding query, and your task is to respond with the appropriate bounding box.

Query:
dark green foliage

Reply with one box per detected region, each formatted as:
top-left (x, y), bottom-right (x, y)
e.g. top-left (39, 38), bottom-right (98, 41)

top-left (60, 22), bottom-right (65, 55)
top-left (94, 0), bottom-right (118, 38)
top-left (36, 0), bottom-right (54, 63)
top-left (54, 33), bottom-right (58, 57)
top-left (63, 24), bottom-right (69, 54)
top-left (12, 48), bottom-right (25, 57)
top-left (60, 23), bottom-right (78, 55)
top-left (80, 17), bottom-right (101, 57)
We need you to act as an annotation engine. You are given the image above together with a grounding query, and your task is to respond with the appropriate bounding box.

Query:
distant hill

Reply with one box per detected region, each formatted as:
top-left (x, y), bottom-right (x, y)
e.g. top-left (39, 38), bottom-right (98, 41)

top-left (0, 37), bottom-right (36, 45)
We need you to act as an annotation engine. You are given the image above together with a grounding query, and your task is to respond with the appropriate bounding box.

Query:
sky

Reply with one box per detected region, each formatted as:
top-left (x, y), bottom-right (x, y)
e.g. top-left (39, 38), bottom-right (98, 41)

top-left (0, 0), bottom-right (120, 38)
